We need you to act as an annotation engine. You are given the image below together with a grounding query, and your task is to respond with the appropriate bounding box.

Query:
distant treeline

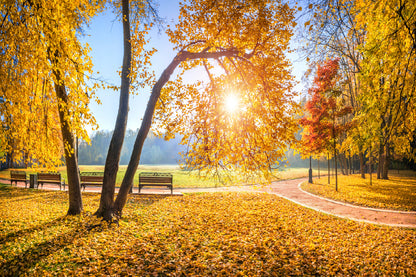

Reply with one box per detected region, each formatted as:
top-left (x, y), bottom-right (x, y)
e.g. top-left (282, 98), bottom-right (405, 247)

top-left (78, 130), bottom-right (185, 165)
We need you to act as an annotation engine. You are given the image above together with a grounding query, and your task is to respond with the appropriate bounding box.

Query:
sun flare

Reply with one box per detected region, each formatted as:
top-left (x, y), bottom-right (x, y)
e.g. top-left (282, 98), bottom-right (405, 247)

top-left (224, 94), bottom-right (240, 114)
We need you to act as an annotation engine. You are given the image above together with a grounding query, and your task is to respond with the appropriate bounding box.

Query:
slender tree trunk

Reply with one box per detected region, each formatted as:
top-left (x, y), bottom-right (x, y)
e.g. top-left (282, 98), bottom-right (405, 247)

top-left (359, 151), bottom-right (365, 179)
top-left (96, 0), bottom-right (131, 220)
top-left (369, 144), bottom-right (372, 186)
top-left (113, 55), bottom-right (182, 217)
top-left (377, 143), bottom-right (383, 179)
top-left (381, 142), bottom-right (389, 179)
top-left (54, 77), bottom-right (83, 215)
top-left (327, 152), bottom-right (330, 184)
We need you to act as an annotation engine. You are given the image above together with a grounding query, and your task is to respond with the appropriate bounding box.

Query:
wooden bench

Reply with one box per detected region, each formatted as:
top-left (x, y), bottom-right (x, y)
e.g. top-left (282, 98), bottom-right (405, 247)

top-left (37, 172), bottom-right (65, 190)
top-left (80, 172), bottom-right (104, 191)
top-left (10, 171), bottom-right (28, 188)
top-left (138, 172), bottom-right (173, 194)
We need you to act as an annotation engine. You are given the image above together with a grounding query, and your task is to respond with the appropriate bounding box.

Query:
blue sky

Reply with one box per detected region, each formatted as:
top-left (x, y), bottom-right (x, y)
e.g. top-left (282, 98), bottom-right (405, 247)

top-left (82, 0), bottom-right (306, 133)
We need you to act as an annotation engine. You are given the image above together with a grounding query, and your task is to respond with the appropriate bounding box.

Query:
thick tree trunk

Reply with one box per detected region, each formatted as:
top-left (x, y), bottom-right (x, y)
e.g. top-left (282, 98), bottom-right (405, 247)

top-left (54, 79), bottom-right (83, 215)
top-left (95, 0), bottom-right (131, 221)
top-left (359, 151), bottom-right (365, 179)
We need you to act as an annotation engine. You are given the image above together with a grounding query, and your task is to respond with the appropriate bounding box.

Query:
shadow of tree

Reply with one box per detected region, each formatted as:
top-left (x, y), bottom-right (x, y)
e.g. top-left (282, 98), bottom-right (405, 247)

top-left (0, 217), bottom-right (102, 276)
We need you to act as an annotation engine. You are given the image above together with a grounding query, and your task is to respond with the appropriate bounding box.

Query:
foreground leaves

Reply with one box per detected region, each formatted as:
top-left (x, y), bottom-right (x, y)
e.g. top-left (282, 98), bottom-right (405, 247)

top-left (302, 171), bottom-right (416, 211)
top-left (0, 187), bottom-right (415, 276)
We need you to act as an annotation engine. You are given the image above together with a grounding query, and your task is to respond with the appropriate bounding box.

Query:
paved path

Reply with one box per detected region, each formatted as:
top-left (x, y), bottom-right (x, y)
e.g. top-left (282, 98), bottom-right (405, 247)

top-left (3, 177), bottom-right (416, 228)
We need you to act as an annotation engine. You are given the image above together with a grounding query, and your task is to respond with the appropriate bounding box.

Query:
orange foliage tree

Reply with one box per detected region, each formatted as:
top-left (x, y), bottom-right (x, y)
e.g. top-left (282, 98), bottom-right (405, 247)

top-left (95, 0), bottom-right (301, 220)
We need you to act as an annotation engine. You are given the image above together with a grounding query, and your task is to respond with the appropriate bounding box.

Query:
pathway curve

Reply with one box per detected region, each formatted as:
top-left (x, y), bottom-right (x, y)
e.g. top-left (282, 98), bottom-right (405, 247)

top-left (3, 177), bottom-right (415, 228)
top-left (178, 178), bottom-right (416, 228)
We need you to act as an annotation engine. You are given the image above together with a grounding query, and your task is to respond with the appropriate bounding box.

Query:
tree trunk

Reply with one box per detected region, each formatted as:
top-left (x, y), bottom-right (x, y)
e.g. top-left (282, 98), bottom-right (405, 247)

top-left (377, 143), bottom-right (383, 179)
top-left (113, 53), bottom-right (182, 217)
top-left (359, 151), bottom-right (365, 179)
top-left (95, 0), bottom-right (131, 221)
top-left (381, 142), bottom-right (389, 179)
top-left (54, 77), bottom-right (83, 215)
top-left (327, 153), bottom-right (330, 184)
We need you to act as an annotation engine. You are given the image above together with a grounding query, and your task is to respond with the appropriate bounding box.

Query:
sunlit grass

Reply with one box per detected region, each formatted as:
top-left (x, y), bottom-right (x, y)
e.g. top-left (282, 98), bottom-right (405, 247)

top-left (0, 187), bottom-right (415, 275)
top-left (301, 171), bottom-right (416, 211)
top-left (0, 166), bottom-right (315, 188)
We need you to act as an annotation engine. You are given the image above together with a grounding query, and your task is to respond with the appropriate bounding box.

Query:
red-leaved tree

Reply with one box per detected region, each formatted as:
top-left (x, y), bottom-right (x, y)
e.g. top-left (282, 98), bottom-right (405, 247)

top-left (301, 58), bottom-right (352, 191)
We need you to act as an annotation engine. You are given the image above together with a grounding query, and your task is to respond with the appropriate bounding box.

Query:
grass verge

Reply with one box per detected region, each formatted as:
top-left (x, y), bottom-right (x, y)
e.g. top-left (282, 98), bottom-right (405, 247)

top-left (301, 171), bottom-right (416, 211)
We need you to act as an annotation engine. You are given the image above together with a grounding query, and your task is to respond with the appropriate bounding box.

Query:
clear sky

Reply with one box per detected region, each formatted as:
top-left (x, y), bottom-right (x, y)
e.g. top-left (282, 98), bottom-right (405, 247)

top-left (82, 0), bottom-right (306, 133)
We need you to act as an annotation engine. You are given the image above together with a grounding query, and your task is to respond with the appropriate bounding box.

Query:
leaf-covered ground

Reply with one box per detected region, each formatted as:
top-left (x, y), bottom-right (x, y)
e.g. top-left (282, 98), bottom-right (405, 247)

top-left (0, 186), bottom-right (415, 276)
top-left (301, 171), bottom-right (416, 211)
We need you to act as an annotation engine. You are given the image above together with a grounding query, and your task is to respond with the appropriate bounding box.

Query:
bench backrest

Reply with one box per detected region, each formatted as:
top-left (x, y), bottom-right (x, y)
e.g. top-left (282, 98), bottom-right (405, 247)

top-left (139, 172), bottom-right (172, 184)
top-left (10, 171), bottom-right (26, 180)
top-left (80, 172), bottom-right (104, 183)
top-left (37, 173), bottom-right (61, 181)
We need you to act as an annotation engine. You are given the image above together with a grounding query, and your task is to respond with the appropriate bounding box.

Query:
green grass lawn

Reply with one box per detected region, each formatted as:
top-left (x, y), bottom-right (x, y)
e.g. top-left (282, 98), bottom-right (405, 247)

top-left (0, 186), bottom-right (414, 276)
top-left (0, 166), bottom-right (315, 188)
top-left (301, 171), bottom-right (416, 211)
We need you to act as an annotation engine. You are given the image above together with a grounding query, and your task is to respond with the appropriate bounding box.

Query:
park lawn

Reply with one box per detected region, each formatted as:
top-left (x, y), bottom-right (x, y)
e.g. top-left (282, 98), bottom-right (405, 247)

top-left (301, 171), bottom-right (416, 211)
top-left (0, 166), bottom-right (314, 188)
top-left (0, 186), bottom-right (415, 276)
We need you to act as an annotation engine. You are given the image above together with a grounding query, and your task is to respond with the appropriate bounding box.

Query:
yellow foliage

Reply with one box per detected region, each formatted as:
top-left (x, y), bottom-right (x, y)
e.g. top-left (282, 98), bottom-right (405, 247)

top-left (0, 187), bottom-right (415, 275)
top-left (0, 0), bottom-right (104, 169)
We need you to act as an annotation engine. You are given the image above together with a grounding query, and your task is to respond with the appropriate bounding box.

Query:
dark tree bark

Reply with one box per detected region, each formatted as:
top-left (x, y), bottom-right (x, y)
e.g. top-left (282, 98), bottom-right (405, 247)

top-left (359, 151), bottom-right (365, 179)
top-left (53, 73), bottom-right (83, 215)
top-left (95, 0), bottom-right (131, 221)
top-left (377, 143), bottom-right (383, 179)
top-left (327, 153), bottom-right (330, 185)
top-left (381, 142), bottom-right (390, 179)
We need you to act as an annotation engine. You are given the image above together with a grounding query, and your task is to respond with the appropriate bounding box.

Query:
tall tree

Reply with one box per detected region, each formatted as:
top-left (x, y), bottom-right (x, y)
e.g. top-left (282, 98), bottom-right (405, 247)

top-left (300, 0), bottom-right (366, 177)
top-left (354, 0), bottom-right (416, 179)
top-left (95, 0), bottom-right (158, 219)
top-left (1, 0), bottom-right (103, 214)
top-left (94, 0), bottom-right (300, 220)
top-left (301, 58), bottom-right (352, 191)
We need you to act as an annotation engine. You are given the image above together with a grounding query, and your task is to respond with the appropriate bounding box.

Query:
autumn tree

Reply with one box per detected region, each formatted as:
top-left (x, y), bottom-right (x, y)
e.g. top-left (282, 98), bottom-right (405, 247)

top-left (95, 0), bottom-right (158, 219)
top-left (353, 0), bottom-right (416, 179)
top-left (95, 0), bottom-right (300, 221)
top-left (301, 58), bottom-right (352, 191)
top-left (299, 0), bottom-right (366, 177)
top-left (1, 0), bottom-right (103, 214)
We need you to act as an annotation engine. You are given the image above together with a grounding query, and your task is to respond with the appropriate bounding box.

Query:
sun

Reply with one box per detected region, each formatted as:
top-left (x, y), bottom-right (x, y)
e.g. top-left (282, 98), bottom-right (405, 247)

top-left (224, 94), bottom-right (240, 114)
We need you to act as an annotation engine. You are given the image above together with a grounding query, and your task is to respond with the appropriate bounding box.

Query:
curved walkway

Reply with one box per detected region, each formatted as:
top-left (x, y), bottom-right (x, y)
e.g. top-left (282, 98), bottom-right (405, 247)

top-left (179, 178), bottom-right (416, 228)
top-left (3, 177), bottom-right (416, 228)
